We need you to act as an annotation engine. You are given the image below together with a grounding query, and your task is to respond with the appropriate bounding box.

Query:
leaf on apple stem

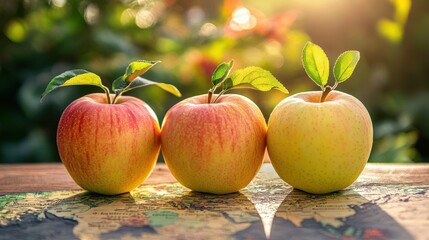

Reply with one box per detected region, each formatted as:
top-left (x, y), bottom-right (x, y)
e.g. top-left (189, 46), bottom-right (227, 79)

top-left (114, 76), bottom-right (181, 97)
top-left (112, 60), bottom-right (181, 104)
top-left (333, 50), bottom-right (360, 83)
top-left (301, 41), bottom-right (361, 102)
top-left (302, 42), bottom-right (329, 90)
top-left (41, 60), bottom-right (182, 105)
top-left (226, 66), bottom-right (288, 94)
top-left (212, 60), bottom-right (234, 87)
top-left (123, 60), bottom-right (160, 82)
top-left (40, 69), bottom-right (109, 103)
top-left (209, 61), bottom-right (288, 103)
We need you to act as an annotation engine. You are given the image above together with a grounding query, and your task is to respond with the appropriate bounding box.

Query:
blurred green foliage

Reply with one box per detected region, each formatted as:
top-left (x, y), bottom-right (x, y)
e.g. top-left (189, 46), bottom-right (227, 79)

top-left (1, 0), bottom-right (428, 163)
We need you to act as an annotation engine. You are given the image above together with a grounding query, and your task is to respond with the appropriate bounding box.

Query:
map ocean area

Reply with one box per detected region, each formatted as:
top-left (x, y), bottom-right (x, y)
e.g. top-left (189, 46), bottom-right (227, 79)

top-left (1, 165), bottom-right (429, 240)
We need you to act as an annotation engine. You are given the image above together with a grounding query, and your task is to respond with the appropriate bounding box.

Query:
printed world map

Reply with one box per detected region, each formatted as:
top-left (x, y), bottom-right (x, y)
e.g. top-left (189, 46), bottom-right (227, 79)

top-left (1, 165), bottom-right (428, 239)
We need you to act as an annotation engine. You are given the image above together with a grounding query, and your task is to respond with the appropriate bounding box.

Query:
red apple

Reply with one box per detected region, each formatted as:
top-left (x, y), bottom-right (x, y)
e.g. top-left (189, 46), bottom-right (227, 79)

top-left (57, 93), bottom-right (161, 195)
top-left (160, 94), bottom-right (267, 194)
top-left (41, 61), bottom-right (181, 195)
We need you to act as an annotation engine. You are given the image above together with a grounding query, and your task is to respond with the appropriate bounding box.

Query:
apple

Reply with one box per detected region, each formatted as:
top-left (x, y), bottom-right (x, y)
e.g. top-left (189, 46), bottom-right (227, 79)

top-left (267, 42), bottom-right (373, 194)
top-left (161, 94), bottom-right (267, 194)
top-left (267, 90), bottom-right (373, 194)
top-left (41, 60), bottom-right (181, 195)
top-left (57, 93), bottom-right (161, 195)
top-left (160, 60), bottom-right (288, 194)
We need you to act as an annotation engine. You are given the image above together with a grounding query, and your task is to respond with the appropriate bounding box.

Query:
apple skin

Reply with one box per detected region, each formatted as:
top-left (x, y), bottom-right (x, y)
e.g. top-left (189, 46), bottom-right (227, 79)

top-left (57, 93), bottom-right (161, 195)
top-left (160, 94), bottom-right (267, 194)
top-left (267, 90), bottom-right (373, 194)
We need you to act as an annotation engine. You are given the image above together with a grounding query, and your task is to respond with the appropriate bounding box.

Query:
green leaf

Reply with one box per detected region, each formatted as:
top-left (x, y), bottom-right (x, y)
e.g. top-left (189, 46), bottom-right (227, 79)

top-left (223, 77), bottom-right (233, 90)
top-left (212, 60), bottom-right (234, 86)
top-left (123, 60), bottom-right (160, 82)
top-left (333, 50), bottom-right (360, 83)
top-left (302, 42), bottom-right (329, 88)
top-left (40, 69), bottom-right (106, 102)
top-left (225, 67), bottom-right (288, 94)
top-left (112, 76), bottom-right (128, 94)
top-left (114, 76), bottom-right (181, 97)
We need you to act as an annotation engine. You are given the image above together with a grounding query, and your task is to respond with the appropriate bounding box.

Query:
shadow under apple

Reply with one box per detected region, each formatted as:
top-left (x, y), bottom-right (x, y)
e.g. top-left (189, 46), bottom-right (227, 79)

top-left (150, 190), bottom-right (266, 239)
top-left (269, 189), bottom-right (413, 240)
top-left (39, 183), bottom-right (266, 239)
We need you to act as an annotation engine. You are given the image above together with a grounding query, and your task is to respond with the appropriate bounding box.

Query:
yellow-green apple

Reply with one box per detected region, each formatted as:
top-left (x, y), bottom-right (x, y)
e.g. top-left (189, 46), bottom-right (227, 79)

top-left (41, 60), bottom-right (181, 195)
top-left (267, 91), bottom-right (373, 194)
top-left (160, 60), bottom-right (288, 194)
top-left (267, 42), bottom-right (373, 194)
top-left (57, 93), bottom-right (161, 195)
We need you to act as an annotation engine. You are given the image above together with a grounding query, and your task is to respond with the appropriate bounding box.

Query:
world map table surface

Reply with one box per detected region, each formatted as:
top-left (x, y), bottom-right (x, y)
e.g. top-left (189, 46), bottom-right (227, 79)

top-left (0, 163), bottom-right (428, 240)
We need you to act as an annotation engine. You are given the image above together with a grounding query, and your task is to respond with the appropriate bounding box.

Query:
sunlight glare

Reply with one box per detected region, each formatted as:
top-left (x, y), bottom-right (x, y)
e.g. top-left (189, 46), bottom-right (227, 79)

top-left (230, 6), bottom-right (256, 31)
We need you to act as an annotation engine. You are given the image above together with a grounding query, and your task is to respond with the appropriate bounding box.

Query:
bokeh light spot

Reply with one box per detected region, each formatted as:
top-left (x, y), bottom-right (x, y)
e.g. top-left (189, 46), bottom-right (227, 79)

top-left (199, 23), bottom-right (217, 37)
top-left (232, 7), bottom-right (251, 24)
top-left (84, 3), bottom-right (100, 25)
top-left (5, 20), bottom-right (27, 43)
top-left (121, 8), bottom-right (136, 25)
top-left (135, 9), bottom-right (155, 28)
top-left (187, 7), bottom-right (205, 26)
top-left (230, 7), bottom-right (256, 31)
top-left (51, 0), bottom-right (67, 8)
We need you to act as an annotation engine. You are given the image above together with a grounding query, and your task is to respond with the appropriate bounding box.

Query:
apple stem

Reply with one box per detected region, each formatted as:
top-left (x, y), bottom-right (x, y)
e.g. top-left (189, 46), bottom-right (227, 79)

top-left (207, 90), bottom-right (213, 103)
top-left (102, 86), bottom-right (112, 104)
top-left (320, 85), bottom-right (332, 103)
top-left (332, 81), bottom-right (338, 90)
top-left (112, 92), bottom-right (123, 104)
top-left (213, 90), bottom-right (226, 103)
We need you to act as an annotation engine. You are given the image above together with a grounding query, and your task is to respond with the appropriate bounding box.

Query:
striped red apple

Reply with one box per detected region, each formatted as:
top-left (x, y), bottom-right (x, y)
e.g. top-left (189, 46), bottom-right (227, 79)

top-left (161, 94), bottom-right (267, 194)
top-left (161, 60), bottom-right (288, 194)
top-left (41, 61), bottom-right (181, 195)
